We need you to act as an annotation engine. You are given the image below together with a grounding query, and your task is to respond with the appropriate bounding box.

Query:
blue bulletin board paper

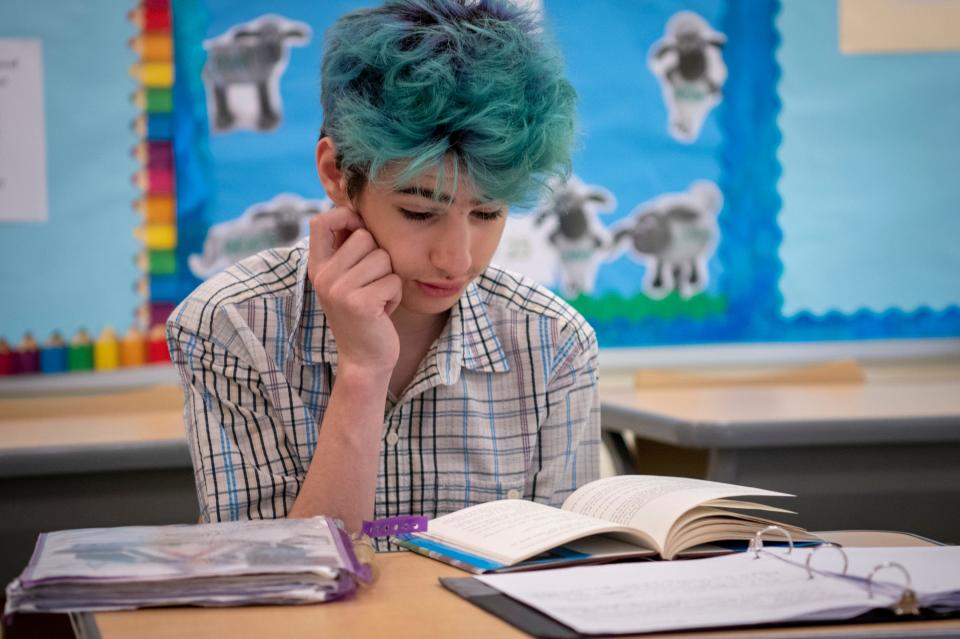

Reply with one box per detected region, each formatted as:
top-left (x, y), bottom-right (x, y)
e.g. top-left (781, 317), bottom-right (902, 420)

top-left (0, 1), bottom-right (140, 341)
top-left (777, 0), bottom-right (960, 317)
top-left (173, 0), bottom-right (959, 351)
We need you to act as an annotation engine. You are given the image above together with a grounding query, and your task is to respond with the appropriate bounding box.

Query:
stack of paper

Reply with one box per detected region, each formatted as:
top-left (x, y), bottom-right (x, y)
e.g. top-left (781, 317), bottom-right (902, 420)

top-left (468, 546), bottom-right (960, 635)
top-left (5, 517), bottom-right (367, 614)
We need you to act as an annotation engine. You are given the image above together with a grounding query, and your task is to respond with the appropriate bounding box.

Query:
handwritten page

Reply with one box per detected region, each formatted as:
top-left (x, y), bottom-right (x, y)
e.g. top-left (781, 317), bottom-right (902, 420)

top-left (0, 39), bottom-right (48, 222)
top-left (786, 546), bottom-right (960, 602)
top-left (561, 475), bottom-right (791, 552)
top-left (478, 551), bottom-right (892, 635)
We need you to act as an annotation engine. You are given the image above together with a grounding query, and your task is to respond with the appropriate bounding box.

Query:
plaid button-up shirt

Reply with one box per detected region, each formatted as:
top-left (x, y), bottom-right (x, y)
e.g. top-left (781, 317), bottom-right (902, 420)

top-left (167, 239), bottom-right (600, 536)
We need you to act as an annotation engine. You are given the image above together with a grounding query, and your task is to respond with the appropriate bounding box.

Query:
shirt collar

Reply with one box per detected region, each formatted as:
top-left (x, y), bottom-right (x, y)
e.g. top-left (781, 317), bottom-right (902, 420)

top-left (291, 248), bottom-right (509, 380)
top-left (446, 279), bottom-right (510, 377)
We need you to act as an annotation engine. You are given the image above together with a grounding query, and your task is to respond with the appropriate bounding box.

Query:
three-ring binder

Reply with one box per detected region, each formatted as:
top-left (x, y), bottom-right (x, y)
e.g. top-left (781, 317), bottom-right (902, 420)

top-left (749, 528), bottom-right (922, 616)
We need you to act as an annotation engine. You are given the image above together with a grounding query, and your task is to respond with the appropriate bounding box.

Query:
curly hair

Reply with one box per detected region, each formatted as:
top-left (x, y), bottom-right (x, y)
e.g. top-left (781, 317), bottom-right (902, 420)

top-left (320, 0), bottom-right (576, 205)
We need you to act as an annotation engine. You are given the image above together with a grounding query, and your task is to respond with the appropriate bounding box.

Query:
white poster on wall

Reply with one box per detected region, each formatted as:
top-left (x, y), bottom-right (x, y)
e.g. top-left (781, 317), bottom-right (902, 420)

top-left (0, 38), bottom-right (48, 222)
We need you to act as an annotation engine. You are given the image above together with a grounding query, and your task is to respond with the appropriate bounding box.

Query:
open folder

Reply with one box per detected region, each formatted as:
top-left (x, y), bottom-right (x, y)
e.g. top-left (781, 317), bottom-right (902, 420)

top-left (441, 543), bottom-right (960, 637)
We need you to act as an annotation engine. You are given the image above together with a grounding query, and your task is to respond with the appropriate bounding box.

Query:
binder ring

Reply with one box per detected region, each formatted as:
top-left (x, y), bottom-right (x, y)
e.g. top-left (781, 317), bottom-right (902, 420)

top-left (866, 561), bottom-right (911, 598)
top-left (866, 562), bottom-right (920, 615)
top-left (750, 525), bottom-right (794, 559)
top-left (805, 543), bottom-right (848, 579)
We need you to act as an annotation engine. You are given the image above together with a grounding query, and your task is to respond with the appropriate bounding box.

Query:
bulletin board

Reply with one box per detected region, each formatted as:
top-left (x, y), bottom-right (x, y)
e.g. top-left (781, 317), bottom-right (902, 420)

top-left (0, 1), bottom-right (141, 343)
top-left (1, 0), bottom-right (958, 356)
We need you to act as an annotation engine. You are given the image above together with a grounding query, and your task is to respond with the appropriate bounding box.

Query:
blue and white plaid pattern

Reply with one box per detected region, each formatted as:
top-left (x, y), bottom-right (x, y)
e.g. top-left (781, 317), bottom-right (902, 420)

top-left (168, 239), bottom-right (600, 541)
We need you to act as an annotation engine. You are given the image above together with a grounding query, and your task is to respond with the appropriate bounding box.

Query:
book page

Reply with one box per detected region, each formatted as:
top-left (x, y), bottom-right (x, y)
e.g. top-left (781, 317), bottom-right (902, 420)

top-left (477, 552), bottom-right (889, 635)
top-left (707, 499), bottom-right (794, 514)
top-left (421, 499), bottom-right (647, 565)
top-left (561, 475), bottom-right (791, 553)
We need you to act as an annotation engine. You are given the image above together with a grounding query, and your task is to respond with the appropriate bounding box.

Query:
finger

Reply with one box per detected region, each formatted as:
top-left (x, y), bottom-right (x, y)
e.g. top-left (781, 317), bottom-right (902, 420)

top-left (308, 206), bottom-right (365, 262)
top-left (361, 273), bottom-right (403, 316)
top-left (384, 287), bottom-right (402, 316)
top-left (335, 248), bottom-right (393, 292)
top-left (323, 228), bottom-right (380, 274)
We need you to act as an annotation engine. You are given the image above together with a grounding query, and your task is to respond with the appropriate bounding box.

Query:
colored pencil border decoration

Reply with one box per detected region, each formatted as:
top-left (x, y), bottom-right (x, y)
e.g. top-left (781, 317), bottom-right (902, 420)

top-left (130, 0), bottom-right (175, 357)
top-left (0, 1), bottom-right (175, 378)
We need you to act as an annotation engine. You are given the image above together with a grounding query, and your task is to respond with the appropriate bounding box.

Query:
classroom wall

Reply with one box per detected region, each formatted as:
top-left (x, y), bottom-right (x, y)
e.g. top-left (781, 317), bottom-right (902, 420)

top-left (0, 1), bottom-right (142, 341)
top-left (777, 1), bottom-right (960, 317)
top-left (1, 0), bottom-right (958, 357)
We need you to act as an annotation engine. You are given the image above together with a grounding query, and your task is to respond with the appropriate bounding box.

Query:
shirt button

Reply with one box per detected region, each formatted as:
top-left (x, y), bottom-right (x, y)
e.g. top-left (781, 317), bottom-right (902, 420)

top-left (506, 489), bottom-right (521, 500)
top-left (385, 432), bottom-right (399, 446)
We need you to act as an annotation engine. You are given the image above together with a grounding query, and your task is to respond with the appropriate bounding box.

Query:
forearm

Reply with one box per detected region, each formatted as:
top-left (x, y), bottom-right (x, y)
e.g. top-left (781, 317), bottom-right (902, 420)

top-left (288, 362), bottom-right (390, 531)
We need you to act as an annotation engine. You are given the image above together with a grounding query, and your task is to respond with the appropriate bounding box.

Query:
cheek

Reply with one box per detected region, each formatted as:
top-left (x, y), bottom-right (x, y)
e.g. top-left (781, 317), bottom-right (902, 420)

top-left (471, 222), bottom-right (507, 267)
top-left (358, 214), bottom-right (413, 275)
top-left (372, 235), bottom-right (418, 277)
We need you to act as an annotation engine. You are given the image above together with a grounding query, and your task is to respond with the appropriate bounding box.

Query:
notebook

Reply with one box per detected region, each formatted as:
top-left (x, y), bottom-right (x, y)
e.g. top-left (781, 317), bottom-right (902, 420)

top-left (442, 544), bottom-right (960, 637)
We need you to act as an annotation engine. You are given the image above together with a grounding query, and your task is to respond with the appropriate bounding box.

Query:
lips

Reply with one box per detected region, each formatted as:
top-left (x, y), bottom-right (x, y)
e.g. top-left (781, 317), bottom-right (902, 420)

top-left (416, 280), bottom-right (467, 298)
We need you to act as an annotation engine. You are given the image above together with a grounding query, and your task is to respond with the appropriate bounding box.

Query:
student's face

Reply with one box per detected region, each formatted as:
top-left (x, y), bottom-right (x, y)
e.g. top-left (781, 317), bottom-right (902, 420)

top-left (354, 163), bottom-right (508, 319)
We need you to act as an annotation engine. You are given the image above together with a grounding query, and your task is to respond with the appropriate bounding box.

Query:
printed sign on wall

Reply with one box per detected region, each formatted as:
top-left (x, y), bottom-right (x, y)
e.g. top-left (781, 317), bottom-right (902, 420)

top-left (0, 39), bottom-right (48, 223)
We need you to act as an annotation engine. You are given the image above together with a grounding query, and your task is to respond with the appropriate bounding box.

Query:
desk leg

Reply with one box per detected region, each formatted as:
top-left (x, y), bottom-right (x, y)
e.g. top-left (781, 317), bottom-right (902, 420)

top-left (601, 431), bottom-right (634, 475)
top-left (707, 449), bottom-right (740, 483)
top-left (70, 612), bottom-right (101, 639)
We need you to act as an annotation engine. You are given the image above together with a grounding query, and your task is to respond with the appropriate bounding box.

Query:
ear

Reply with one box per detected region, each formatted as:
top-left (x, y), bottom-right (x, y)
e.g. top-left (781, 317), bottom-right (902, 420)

top-left (315, 137), bottom-right (349, 205)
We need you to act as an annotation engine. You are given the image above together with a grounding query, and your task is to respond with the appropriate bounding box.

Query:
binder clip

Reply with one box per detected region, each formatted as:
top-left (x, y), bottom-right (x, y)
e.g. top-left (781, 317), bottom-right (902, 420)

top-left (805, 542), bottom-right (849, 579)
top-left (749, 525), bottom-right (794, 559)
top-left (866, 561), bottom-right (921, 616)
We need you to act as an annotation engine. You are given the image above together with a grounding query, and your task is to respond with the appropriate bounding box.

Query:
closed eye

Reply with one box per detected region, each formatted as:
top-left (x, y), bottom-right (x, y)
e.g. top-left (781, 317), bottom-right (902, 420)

top-left (399, 207), bottom-right (503, 223)
top-left (399, 208), bottom-right (435, 222)
top-left (473, 209), bottom-right (504, 222)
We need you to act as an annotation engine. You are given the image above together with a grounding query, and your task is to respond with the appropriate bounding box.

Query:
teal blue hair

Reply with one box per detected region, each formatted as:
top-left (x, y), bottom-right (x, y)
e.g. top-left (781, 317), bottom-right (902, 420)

top-left (320, 0), bottom-right (576, 205)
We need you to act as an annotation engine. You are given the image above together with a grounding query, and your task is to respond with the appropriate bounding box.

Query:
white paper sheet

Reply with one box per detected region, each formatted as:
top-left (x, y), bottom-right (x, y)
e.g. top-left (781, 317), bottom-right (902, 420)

top-left (0, 39), bottom-right (48, 222)
top-left (477, 551), bottom-right (902, 635)
top-left (789, 546), bottom-right (960, 602)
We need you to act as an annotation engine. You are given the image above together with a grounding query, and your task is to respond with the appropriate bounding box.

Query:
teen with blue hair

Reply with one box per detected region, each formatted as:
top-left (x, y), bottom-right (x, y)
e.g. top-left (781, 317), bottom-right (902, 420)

top-left (168, 0), bottom-right (600, 540)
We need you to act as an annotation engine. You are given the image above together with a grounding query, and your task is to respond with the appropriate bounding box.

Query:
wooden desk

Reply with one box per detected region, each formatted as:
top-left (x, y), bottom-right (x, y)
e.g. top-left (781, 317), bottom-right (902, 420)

top-left (85, 532), bottom-right (959, 639)
top-left (599, 360), bottom-right (960, 543)
top-left (90, 552), bottom-right (525, 639)
top-left (0, 383), bottom-right (188, 476)
top-left (0, 370), bottom-right (197, 589)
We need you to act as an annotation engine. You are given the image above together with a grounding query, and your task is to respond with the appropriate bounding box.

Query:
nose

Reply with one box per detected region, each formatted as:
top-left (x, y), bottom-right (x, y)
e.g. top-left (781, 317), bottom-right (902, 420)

top-left (429, 215), bottom-right (472, 278)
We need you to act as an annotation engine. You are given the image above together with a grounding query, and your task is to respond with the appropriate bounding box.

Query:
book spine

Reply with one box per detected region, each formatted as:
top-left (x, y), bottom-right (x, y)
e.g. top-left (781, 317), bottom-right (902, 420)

top-left (393, 535), bottom-right (501, 575)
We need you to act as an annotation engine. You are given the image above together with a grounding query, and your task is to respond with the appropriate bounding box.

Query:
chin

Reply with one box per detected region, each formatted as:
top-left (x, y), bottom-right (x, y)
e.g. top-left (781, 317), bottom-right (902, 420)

top-left (400, 296), bottom-right (460, 317)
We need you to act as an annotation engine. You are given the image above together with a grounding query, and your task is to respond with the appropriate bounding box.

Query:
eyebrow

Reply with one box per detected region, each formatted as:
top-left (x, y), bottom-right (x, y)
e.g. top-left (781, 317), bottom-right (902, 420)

top-left (395, 186), bottom-right (491, 207)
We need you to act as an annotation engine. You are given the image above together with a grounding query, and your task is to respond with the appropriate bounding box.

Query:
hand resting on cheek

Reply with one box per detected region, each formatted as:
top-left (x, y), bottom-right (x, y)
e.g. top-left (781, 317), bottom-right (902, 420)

top-left (306, 206), bottom-right (403, 376)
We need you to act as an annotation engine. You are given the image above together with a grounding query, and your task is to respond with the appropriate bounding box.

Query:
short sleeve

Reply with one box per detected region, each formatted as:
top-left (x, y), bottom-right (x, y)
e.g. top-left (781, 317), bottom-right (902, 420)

top-left (166, 323), bottom-right (305, 522)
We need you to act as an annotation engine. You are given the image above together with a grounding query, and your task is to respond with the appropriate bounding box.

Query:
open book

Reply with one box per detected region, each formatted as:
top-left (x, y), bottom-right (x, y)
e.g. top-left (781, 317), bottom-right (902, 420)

top-left (396, 475), bottom-right (818, 573)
